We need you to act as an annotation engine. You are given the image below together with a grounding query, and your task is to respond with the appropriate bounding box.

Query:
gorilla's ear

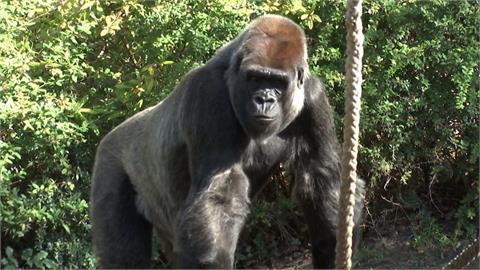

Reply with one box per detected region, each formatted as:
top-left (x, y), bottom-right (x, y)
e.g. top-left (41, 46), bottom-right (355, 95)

top-left (231, 52), bottom-right (244, 72)
top-left (297, 67), bottom-right (305, 87)
top-left (226, 51), bottom-right (244, 85)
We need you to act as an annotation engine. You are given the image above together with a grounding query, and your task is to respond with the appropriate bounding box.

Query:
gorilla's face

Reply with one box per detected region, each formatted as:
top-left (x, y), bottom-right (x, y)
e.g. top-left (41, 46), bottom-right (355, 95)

top-left (229, 62), bottom-right (305, 140)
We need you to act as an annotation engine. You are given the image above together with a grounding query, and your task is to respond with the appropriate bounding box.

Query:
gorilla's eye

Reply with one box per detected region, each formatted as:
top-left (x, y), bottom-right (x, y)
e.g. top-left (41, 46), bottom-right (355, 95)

top-left (247, 69), bottom-right (288, 84)
top-left (246, 73), bottom-right (261, 82)
top-left (247, 74), bottom-right (286, 92)
top-left (272, 78), bottom-right (288, 91)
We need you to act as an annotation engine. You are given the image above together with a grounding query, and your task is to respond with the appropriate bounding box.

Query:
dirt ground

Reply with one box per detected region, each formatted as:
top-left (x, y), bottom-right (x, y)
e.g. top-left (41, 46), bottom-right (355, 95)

top-left (264, 225), bottom-right (479, 269)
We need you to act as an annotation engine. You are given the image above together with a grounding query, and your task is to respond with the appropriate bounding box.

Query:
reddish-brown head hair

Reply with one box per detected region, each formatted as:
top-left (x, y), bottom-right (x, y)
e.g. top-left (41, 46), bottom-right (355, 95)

top-left (241, 15), bottom-right (307, 70)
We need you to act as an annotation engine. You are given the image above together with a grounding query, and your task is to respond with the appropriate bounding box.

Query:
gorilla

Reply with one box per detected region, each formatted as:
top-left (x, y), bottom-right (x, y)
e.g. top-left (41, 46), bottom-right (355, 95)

top-left (91, 14), bottom-right (364, 269)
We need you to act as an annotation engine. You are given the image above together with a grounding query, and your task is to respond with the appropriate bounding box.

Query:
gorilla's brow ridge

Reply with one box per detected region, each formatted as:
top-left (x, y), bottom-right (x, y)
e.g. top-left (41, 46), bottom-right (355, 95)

top-left (246, 66), bottom-right (289, 82)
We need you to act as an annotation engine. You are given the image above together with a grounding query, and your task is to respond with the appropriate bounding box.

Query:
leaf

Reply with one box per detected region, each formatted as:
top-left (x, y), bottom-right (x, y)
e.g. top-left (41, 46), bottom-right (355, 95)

top-left (80, 0), bottom-right (95, 10)
top-left (33, 251), bottom-right (48, 268)
top-left (105, 15), bottom-right (112, 25)
top-left (307, 20), bottom-right (313, 29)
top-left (136, 99), bottom-right (143, 109)
top-left (43, 259), bottom-right (56, 269)
top-left (123, 5), bottom-right (130, 16)
top-left (6, 247), bottom-right (14, 258)
top-left (79, 108), bottom-right (92, 113)
top-left (63, 223), bottom-right (71, 234)
top-left (34, 251), bottom-right (48, 261)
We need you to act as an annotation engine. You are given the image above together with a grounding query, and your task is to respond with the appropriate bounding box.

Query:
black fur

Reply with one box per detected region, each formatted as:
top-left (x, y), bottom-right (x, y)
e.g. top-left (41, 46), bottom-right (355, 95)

top-left (90, 15), bottom-right (364, 269)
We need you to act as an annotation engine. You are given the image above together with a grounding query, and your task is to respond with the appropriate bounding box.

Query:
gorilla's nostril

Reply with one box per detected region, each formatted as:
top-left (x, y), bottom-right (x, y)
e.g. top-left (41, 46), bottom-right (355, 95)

top-left (254, 95), bottom-right (275, 105)
top-left (254, 96), bottom-right (265, 104)
top-left (265, 97), bottom-right (275, 103)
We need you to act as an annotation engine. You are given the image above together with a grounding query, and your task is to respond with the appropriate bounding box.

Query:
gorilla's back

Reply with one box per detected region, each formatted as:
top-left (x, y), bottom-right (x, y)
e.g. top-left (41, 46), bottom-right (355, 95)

top-left (100, 89), bottom-right (190, 246)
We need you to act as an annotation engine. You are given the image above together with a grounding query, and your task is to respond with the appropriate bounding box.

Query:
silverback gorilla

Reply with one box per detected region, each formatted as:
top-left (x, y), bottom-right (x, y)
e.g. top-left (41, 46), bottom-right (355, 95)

top-left (91, 14), bottom-right (364, 269)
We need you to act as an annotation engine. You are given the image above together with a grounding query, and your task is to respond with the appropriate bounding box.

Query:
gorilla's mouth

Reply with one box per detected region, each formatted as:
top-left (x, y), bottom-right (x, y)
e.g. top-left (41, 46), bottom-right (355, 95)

top-left (253, 115), bottom-right (275, 122)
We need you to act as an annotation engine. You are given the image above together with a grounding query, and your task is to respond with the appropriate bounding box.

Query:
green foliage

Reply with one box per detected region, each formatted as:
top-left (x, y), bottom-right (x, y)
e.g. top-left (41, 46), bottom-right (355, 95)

top-left (454, 187), bottom-right (479, 237)
top-left (356, 0), bottom-right (478, 236)
top-left (412, 209), bottom-right (453, 253)
top-left (85, 0), bottom-right (254, 125)
top-left (358, 0), bottom-right (478, 189)
top-left (0, 0), bottom-right (257, 268)
top-left (1, 0), bottom-right (478, 267)
top-left (0, 1), bottom-right (95, 268)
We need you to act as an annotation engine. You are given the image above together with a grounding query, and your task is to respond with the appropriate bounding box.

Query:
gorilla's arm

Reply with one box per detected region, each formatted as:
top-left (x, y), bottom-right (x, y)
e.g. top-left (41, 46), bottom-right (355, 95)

top-left (175, 67), bottom-right (251, 268)
top-left (287, 76), bottom-right (365, 268)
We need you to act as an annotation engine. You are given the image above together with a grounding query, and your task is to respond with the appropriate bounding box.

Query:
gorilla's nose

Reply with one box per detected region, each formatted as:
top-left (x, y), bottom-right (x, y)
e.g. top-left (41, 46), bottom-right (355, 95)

top-left (253, 92), bottom-right (276, 106)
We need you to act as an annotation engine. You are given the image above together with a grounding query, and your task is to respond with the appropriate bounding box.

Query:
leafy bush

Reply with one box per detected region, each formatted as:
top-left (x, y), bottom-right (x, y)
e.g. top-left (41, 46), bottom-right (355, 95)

top-left (0, 0), bottom-right (254, 268)
top-left (356, 1), bottom-right (478, 236)
top-left (0, 1), bottom-right (95, 267)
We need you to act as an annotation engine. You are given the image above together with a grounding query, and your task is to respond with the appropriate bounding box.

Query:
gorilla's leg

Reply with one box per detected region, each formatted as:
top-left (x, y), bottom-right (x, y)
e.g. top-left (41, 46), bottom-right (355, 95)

top-left (176, 167), bottom-right (250, 269)
top-left (297, 176), bottom-right (338, 268)
top-left (295, 164), bottom-right (364, 269)
top-left (91, 152), bottom-right (152, 269)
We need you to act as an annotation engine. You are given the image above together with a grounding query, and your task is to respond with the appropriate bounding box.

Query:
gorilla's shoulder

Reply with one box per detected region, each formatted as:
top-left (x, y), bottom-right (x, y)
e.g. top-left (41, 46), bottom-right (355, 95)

top-left (304, 74), bottom-right (327, 103)
top-left (179, 62), bottom-right (229, 95)
top-left (305, 74), bottom-right (325, 91)
top-left (97, 105), bottom-right (157, 152)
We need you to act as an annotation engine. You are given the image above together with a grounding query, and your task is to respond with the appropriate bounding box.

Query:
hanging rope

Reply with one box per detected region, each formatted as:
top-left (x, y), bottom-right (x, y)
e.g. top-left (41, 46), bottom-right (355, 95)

top-left (333, 2), bottom-right (480, 269)
top-left (335, 0), bottom-right (364, 269)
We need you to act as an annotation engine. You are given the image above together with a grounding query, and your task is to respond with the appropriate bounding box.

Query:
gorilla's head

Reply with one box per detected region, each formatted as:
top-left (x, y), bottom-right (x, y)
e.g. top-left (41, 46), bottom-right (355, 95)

top-left (226, 15), bottom-right (308, 140)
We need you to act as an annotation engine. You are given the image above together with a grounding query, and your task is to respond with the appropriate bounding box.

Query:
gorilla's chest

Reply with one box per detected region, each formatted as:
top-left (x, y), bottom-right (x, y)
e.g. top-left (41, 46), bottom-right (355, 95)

top-left (242, 136), bottom-right (287, 180)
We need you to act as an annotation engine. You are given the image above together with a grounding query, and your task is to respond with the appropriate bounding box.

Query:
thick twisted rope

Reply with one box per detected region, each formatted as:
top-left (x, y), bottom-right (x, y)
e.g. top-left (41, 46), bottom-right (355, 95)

top-left (335, 0), bottom-right (364, 269)
top-left (443, 238), bottom-right (479, 269)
